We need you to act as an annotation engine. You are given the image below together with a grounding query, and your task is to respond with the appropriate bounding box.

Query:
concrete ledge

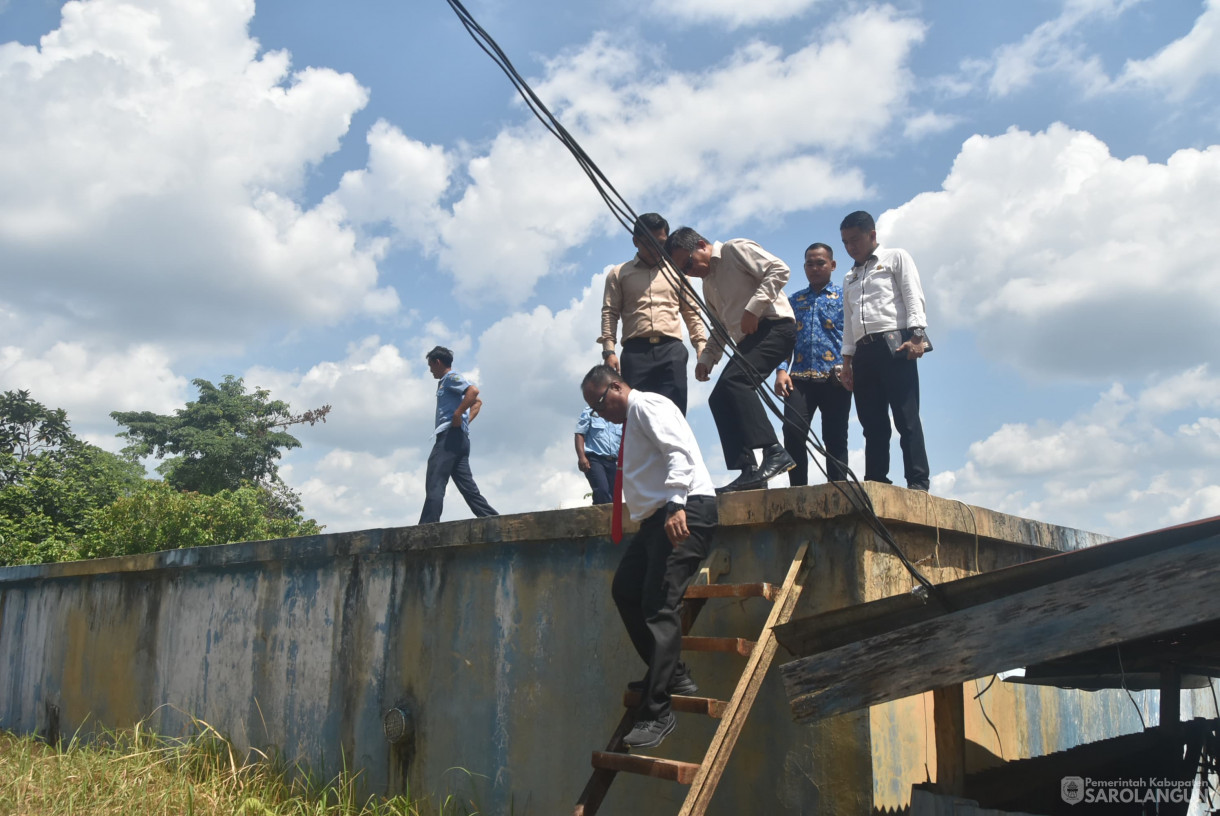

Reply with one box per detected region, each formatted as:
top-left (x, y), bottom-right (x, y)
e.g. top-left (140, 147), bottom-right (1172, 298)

top-left (0, 483), bottom-right (1107, 585)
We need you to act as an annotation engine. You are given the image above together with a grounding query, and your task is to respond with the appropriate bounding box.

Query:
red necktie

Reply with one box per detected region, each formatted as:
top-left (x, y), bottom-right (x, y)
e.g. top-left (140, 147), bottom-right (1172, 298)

top-left (611, 424), bottom-right (625, 544)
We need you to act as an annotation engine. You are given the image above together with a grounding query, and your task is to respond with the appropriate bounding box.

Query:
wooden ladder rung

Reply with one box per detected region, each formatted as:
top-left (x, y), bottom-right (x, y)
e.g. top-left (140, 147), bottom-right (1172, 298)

top-left (682, 636), bottom-right (754, 656)
top-left (591, 751), bottom-right (701, 784)
top-left (623, 691), bottom-right (728, 718)
top-left (684, 582), bottom-right (778, 602)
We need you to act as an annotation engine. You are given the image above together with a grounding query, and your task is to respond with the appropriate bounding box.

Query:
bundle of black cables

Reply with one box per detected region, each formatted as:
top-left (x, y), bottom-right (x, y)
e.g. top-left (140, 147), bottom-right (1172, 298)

top-left (443, 0), bottom-right (946, 606)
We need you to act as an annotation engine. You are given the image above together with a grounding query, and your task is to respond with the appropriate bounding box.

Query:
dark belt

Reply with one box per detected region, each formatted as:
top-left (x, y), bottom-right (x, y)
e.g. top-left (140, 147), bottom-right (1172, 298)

top-left (622, 335), bottom-right (679, 350)
top-left (586, 452), bottom-right (617, 462)
top-left (856, 332), bottom-right (887, 346)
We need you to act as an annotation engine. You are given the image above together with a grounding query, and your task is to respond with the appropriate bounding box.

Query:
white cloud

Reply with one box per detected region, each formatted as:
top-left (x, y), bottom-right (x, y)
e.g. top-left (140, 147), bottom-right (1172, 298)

top-left (0, 0), bottom-right (394, 347)
top-left (345, 7), bottom-right (923, 305)
top-left (986, 0), bottom-right (1142, 97)
top-left (1117, 0), bottom-right (1220, 99)
top-left (0, 341), bottom-right (188, 446)
top-left (651, 0), bottom-right (825, 29)
top-left (903, 111), bottom-right (961, 140)
top-left (881, 123), bottom-right (1220, 379)
top-left (938, 368), bottom-right (1220, 535)
top-left (245, 275), bottom-right (616, 527)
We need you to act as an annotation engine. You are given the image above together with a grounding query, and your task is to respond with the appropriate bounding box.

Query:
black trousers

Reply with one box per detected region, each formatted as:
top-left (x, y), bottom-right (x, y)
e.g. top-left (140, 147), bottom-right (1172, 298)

top-left (611, 496), bottom-right (717, 720)
top-left (709, 318), bottom-right (796, 470)
top-left (620, 337), bottom-right (689, 415)
top-left (851, 340), bottom-right (930, 490)
top-left (584, 454), bottom-right (616, 505)
top-left (419, 429), bottom-right (498, 524)
top-left (782, 378), bottom-right (852, 485)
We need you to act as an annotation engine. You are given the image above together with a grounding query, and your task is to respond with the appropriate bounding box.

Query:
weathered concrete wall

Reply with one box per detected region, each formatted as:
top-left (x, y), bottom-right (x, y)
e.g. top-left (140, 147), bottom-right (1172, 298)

top-left (0, 483), bottom-right (1178, 814)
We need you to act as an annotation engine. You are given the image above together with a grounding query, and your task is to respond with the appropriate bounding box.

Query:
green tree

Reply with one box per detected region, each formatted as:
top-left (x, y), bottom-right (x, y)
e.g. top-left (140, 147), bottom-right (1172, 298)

top-left (110, 375), bottom-right (330, 498)
top-left (82, 480), bottom-right (323, 559)
top-left (0, 390), bottom-right (145, 565)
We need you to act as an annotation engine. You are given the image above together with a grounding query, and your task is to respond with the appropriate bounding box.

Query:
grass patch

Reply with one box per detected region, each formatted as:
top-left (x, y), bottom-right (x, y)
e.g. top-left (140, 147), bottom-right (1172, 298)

top-left (0, 717), bottom-right (491, 815)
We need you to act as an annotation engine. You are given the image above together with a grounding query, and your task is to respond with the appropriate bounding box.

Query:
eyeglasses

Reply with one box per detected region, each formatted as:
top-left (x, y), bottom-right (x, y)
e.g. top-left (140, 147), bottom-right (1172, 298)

top-left (592, 383), bottom-right (613, 411)
top-left (680, 253), bottom-right (695, 274)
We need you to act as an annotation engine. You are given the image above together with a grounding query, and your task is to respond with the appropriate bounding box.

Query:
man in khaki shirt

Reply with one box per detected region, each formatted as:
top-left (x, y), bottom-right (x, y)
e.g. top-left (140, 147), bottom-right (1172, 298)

top-left (665, 226), bottom-right (797, 493)
top-left (598, 213), bottom-right (707, 415)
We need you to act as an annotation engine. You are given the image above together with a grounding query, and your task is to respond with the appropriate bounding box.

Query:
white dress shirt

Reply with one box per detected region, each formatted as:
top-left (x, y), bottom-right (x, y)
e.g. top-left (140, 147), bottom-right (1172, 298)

top-left (622, 389), bottom-right (716, 521)
top-left (841, 246), bottom-right (927, 357)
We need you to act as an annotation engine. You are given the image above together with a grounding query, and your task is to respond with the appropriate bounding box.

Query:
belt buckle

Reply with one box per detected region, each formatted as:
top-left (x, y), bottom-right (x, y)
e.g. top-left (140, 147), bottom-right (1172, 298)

top-left (648, 336), bottom-right (660, 344)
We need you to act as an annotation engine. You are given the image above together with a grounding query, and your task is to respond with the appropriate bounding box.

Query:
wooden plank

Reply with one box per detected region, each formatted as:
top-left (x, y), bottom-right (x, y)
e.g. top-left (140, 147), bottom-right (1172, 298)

top-left (684, 582), bottom-right (777, 601)
top-left (932, 685), bottom-right (965, 796)
top-left (682, 636), bottom-right (754, 656)
top-left (781, 536), bottom-right (1220, 723)
top-left (678, 544), bottom-right (810, 816)
top-left (774, 526), bottom-right (1220, 660)
top-left (591, 751), bottom-right (700, 784)
top-left (623, 691), bottom-right (728, 718)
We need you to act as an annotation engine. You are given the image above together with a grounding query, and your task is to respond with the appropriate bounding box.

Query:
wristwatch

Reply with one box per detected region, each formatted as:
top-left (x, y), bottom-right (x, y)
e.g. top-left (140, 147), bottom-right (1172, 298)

top-left (602, 349), bottom-right (616, 360)
top-left (910, 327), bottom-right (926, 339)
top-left (665, 501), bottom-right (685, 517)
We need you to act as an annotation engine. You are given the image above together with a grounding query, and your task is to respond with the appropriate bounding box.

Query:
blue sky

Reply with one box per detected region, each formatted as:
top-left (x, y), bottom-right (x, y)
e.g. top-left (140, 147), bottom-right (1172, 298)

top-left (2, 0), bottom-right (1218, 537)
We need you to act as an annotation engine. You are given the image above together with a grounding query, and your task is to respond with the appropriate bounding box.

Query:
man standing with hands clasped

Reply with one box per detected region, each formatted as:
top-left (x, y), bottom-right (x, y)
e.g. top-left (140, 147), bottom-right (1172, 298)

top-left (581, 364), bottom-right (717, 749)
top-left (598, 213), bottom-right (707, 415)
top-left (839, 211), bottom-right (931, 492)
top-left (774, 242), bottom-right (851, 485)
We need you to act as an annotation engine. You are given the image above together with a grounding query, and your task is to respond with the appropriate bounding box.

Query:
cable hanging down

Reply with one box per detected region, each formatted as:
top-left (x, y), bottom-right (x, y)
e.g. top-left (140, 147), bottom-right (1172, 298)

top-left (443, 0), bottom-right (947, 605)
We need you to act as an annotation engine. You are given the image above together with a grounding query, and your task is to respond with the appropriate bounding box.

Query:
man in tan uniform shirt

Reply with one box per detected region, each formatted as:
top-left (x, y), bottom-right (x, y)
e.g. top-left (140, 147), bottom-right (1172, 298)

top-left (598, 213), bottom-right (708, 415)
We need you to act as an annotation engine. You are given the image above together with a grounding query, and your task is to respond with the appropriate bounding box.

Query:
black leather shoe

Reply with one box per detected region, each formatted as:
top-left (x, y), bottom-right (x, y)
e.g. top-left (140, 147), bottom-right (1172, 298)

top-left (755, 445), bottom-right (796, 484)
top-left (715, 469), bottom-right (763, 494)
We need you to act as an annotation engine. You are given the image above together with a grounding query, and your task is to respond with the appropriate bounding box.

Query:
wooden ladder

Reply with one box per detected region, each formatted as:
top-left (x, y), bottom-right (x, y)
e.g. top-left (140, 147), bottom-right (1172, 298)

top-left (573, 543), bottom-right (810, 816)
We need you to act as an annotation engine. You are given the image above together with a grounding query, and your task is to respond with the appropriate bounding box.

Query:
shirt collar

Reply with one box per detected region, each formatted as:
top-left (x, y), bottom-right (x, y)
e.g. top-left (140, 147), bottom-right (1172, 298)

top-left (708, 241), bottom-right (724, 276)
top-left (851, 246), bottom-right (881, 271)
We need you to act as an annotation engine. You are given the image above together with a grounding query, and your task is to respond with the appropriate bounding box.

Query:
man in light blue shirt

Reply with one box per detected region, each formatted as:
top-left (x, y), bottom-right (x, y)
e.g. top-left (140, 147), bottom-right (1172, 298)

top-left (419, 346), bottom-right (498, 525)
top-left (574, 406), bottom-right (622, 505)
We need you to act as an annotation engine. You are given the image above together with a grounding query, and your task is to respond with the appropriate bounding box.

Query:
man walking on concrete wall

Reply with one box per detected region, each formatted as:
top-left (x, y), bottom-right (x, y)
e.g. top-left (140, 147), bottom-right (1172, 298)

top-left (581, 364), bottom-right (717, 749)
top-left (419, 346), bottom-right (499, 524)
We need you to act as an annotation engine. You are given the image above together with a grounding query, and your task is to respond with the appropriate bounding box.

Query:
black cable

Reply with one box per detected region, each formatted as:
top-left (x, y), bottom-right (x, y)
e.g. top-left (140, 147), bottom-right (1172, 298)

top-left (443, 0), bottom-right (945, 604)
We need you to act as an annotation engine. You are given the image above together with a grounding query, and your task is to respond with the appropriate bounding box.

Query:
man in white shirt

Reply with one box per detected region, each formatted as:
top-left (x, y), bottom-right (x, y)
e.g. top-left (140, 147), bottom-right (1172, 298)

top-left (581, 364), bottom-right (718, 750)
top-left (839, 211), bottom-right (931, 491)
top-left (664, 226), bottom-right (797, 493)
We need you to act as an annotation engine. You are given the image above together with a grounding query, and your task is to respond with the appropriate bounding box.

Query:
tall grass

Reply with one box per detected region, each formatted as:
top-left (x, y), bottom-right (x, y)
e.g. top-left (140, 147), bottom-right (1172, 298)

top-left (0, 716), bottom-right (494, 816)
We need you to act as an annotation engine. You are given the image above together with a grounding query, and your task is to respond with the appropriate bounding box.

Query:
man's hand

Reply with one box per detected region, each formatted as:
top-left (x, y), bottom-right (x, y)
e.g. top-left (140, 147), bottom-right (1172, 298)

top-left (577, 455), bottom-right (591, 473)
top-left (897, 339), bottom-right (926, 360)
top-left (774, 369), bottom-right (793, 397)
top-left (450, 412), bottom-right (463, 428)
top-left (840, 359), bottom-right (854, 392)
top-left (665, 508), bottom-right (689, 546)
top-left (695, 362), bottom-right (711, 382)
top-left (604, 352), bottom-right (620, 373)
top-left (740, 311), bottom-right (759, 335)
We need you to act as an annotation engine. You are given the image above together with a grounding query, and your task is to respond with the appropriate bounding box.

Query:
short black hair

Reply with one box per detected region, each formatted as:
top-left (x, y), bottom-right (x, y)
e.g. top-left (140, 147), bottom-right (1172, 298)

top-left (581, 364), bottom-right (623, 392)
top-left (425, 346), bottom-right (453, 367)
top-left (664, 226), bottom-right (706, 255)
top-left (632, 212), bottom-right (669, 241)
top-left (840, 211), bottom-right (875, 232)
top-left (805, 242), bottom-right (834, 258)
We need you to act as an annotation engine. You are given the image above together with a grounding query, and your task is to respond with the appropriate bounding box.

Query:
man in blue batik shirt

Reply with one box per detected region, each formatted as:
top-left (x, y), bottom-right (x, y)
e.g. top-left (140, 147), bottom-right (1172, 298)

top-left (419, 346), bottom-right (499, 525)
top-left (773, 243), bottom-right (851, 485)
top-left (574, 406), bottom-right (622, 505)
